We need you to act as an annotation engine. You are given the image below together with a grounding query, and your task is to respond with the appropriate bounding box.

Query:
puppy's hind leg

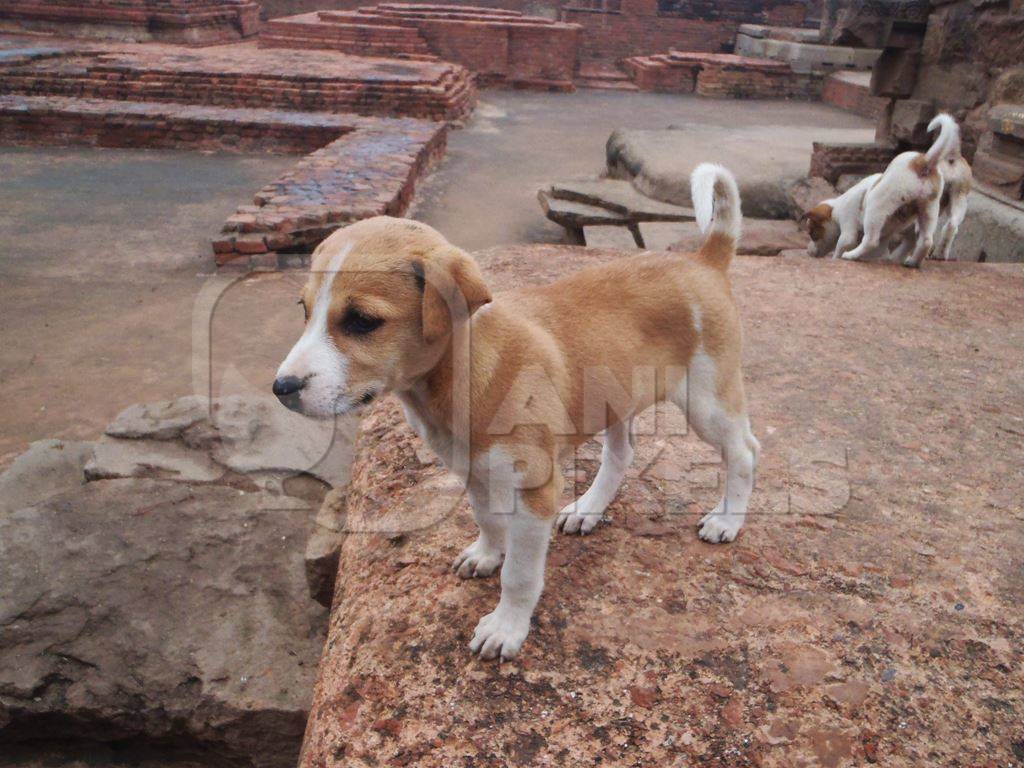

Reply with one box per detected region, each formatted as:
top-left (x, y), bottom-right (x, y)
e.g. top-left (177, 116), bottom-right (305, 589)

top-left (673, 358), bottom-right (758, 544)
top-left (934, 192), bottom-right (968, 261)
top-left (557, 418), bottom-right (634, 535)
top-left (903, 198), bottom-right (940, 269)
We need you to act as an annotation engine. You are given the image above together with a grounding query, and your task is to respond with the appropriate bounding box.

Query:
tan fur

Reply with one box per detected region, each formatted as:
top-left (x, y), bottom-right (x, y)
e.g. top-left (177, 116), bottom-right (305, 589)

top-left (803, 202), bottom-right (834, 244)
top-left (296, 216), bottom-right (747, 520)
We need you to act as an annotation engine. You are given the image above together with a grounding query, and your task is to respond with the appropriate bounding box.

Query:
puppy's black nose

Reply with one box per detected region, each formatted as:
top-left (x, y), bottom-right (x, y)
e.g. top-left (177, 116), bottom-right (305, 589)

top-left (273, 376), bottom-right (305, 411)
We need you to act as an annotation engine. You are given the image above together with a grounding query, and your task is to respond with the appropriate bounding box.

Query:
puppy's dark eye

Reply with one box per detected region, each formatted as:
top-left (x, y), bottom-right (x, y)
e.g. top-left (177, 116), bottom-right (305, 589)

top-left (341, 308), bottom-right (384, 336)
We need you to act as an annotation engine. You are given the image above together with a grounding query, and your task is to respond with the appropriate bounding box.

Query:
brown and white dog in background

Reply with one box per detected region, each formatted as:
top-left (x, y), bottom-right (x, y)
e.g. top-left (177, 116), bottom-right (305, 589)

top-left (803, 113), bottom-right (972, 267)
top-left (272, 164), bottom-right (758, 660)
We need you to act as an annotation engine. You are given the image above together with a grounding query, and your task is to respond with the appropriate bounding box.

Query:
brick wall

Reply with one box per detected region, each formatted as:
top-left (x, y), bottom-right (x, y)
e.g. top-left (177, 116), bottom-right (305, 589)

top-left (565, 7), bottom-right (734, 65)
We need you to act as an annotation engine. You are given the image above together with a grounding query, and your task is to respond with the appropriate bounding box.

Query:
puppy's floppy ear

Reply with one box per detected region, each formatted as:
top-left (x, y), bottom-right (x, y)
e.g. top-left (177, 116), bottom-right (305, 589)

top-left (413, 248), bottom-right (492, 344)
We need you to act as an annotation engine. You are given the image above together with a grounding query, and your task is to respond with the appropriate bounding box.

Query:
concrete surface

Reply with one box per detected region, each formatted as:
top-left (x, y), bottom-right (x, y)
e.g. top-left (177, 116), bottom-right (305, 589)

top-left (411, 89), bottom-right (874, 251)
top-left (0, 93), bottom-right (875, 469)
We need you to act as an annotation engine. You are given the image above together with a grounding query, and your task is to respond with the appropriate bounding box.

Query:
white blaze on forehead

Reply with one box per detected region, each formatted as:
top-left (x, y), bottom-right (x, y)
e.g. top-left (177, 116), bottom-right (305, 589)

top-left (277, 242), bottom-right (353, 382)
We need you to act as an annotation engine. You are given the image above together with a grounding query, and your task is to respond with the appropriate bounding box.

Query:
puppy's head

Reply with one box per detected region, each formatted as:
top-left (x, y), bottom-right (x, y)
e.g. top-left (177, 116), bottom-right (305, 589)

top-left (800, 203), bottom-right (837, 257)
top-left (273, 216), bottom-right (491, 419)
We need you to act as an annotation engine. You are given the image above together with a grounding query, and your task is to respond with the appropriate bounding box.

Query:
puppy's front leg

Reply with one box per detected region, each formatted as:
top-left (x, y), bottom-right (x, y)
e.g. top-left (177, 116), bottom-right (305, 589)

top-left (470, 485), bottom-right (555, 660)
top-left (453, 481), bottom-right (507, 579)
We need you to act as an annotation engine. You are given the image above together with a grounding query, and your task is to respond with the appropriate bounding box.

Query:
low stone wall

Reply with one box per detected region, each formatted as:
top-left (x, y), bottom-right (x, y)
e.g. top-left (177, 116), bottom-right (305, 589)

top-left (625, 51), bottom-right (823, 100)
top-left (808, 139), bottom-right (896, 183)
top-left (0, 0), bottom-right (260, 45)
top-left (214, 117), bottom-right (448, 266)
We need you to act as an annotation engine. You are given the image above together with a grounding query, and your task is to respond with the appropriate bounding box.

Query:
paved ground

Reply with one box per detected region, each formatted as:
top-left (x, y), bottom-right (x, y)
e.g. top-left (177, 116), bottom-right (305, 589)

top-left (413, 90), bottom-right (873, 251)
top-left (0, 91), bottom-right (872, 467)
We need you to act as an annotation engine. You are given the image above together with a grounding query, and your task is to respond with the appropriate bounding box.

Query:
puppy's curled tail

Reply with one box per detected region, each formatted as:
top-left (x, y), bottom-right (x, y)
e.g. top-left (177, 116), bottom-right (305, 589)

top-left (923, 112), bottom-right (960, 173)
top-left (691, 163), bottom-right (741, 272)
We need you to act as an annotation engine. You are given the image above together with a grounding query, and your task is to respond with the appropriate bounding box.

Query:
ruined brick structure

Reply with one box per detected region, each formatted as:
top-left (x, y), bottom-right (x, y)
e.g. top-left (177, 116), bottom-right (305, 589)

top-left (811, 0), bottom-right (1024, 201)
top-left (0, 0), bottom-right (260, 45)
top-left (562, 0), bottom-right (820, 68)
top-left (624, 50), bottom-right (823, 99)
top-left (261, 3), bottom-right (581, 90)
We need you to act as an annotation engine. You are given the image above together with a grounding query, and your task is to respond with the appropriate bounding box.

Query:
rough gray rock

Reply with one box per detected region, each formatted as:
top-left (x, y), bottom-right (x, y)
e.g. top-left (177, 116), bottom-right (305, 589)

top-left (607, 127), bottom-right (810, 220)
top-left (0, 395), bottom-right (348, 767)
top-left (0, 478), bottom-right (327, 768)
top-left (0, 440), bottom-right (93, 515)
top-left (953, 191), bottom-right (1024, 262)
top-left (787, 176), bottom-right (838, 218)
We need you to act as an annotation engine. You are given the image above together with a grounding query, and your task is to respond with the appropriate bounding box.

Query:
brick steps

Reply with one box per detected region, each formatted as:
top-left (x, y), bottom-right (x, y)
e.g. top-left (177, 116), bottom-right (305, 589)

top-left (575, 65), bottom-right (638, 91)
top-left (259, 4), bottom-right (581, 91)
top-left (261, 12), bottom-right (437, 60)
top-left (0, 47), bottom-right (477, 122)
top-left (624, 50), bottom-right (823, 100)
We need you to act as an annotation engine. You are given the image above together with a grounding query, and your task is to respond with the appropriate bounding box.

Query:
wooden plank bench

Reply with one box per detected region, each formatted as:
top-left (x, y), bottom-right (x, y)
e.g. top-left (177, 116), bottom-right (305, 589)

top-left (538, 178), bottom-right (695, 247)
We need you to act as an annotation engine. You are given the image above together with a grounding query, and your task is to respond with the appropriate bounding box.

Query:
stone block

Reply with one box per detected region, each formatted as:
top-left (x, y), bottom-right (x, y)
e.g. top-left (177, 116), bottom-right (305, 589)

top-left (891, 98), bottom-right (935, 144)
top-left (912, 62), bottom-right (989, 111)
top-left (991, 67), bottom-right (1024, 105)
top-left (871, 47), bottom-right (920, 97)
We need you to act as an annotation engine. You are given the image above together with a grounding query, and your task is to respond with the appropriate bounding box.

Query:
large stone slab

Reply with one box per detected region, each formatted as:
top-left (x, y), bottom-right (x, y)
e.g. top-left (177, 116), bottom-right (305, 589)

top-left (299, 243), bottom-right (1024, 768)
top-left (0, 478), bottom-right (326, 767)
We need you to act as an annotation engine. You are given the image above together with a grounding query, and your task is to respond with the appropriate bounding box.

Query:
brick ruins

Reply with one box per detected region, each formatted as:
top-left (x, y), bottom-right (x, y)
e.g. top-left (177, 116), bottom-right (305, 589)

top-left (0, 0), bottom-right (1018, 268)
top-left (263, 3), bottom-right (581, 90)
top-left (0, 0), bottom-right (261, 45)
top-left (811, 0), bottom-right (1024, 202)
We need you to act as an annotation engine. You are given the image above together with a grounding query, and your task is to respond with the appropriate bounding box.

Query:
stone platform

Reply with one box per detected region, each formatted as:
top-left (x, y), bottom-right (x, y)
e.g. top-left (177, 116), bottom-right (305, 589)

top-left (0, 93), bottom-right (353, 153)
top-left (261, 3), bottom-right (581, 90)
top-left (0, 0), bottom-right (260, 45)
top-left (298, 244), bottom-right (1024, 768)
top-left (624, 50), bottom-right (822, 100)
top-left (0, 43), bottom-right (476, 121)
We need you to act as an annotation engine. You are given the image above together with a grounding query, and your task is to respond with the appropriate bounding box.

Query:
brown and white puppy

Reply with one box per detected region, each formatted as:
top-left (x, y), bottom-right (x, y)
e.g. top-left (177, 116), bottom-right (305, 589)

top-left (273, 164), bottom-right (758, 660)
top-left (839, 113), bottom-right (969, 267)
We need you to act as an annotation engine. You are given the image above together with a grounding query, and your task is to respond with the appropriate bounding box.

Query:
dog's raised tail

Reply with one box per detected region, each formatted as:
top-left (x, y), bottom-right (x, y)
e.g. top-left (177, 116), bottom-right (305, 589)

top-left (691, 163), bottom-right (741, 271)
top-left (923, 112), bottom-right (960, 172)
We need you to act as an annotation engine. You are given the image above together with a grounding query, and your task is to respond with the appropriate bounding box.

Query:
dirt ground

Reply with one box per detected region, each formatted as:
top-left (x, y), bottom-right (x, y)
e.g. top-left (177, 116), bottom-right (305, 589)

top-left (302, 245), bottom-right (1024, 768)
top-left (0, 91), bottom-right (873, 467)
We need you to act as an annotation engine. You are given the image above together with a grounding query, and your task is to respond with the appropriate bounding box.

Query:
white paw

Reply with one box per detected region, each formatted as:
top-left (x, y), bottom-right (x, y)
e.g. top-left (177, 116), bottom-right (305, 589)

top-left (452, 538), bottom-right (503, 579)
top-left (840, 251), bottom-right (862, 261)
top-left (469, 606), bottom-right (531, 660)
top-left (698, 509), bottom-right (743, 544)
top-left (555, 502), bottom-right (603, 535)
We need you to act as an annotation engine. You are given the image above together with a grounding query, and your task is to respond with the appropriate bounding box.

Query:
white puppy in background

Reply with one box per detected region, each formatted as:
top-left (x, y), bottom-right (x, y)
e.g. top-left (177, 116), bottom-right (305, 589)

top-left (839, 113), bottom-right (967, 268)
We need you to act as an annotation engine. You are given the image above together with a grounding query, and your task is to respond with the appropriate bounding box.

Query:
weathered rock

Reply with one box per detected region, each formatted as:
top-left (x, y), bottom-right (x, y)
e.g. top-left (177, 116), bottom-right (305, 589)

top-left (951, 191), bottom-right (1024, 261)
top-left (891, 98), bottom-right (935, 143)
top-left (670, 218), bottom-right (810, 255)
top-left (0, 478), bottom-right (327, 768)
top-left (85, 436), bottom-right (225, 482)
top-left (870, 47), bottom-right (920, 97)
top-left (305, 489), bottom-right (348, 608)
top-left (0, 439), bottom-right (93, 514)
top-left (607, 127), bottom-right (809, 219)
top-left (787, 175), bottom-right (838, 218)
top-left (104, 395), bottom-right (210, 441)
